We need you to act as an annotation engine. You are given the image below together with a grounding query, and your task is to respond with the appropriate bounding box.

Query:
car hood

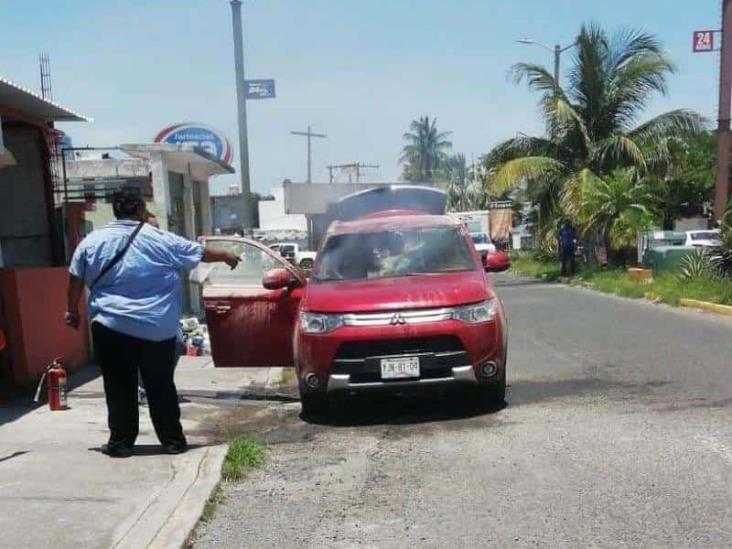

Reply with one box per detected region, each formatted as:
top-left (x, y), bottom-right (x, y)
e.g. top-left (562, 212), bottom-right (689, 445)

top-left (303, 271), bottom-right (490, 313)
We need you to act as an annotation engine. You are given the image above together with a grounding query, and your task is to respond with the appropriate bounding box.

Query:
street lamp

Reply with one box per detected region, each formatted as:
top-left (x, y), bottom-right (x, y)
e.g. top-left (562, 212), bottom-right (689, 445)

top-left (517, 38), bottom-right (577, 87)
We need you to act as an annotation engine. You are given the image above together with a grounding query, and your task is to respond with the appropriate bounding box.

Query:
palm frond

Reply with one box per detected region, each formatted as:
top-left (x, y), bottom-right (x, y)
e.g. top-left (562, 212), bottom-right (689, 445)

top-left (561, 168), bottom-right (605, 221)
top-left (609, 28), bottom-right (667, 71)
top-left (510, 63), bottom-right (558, 95)
top-left (488, 156), bottom-right (565, 195)
top-left (569, 23), bottom-right (610, 126)
top-left (608, 55), bottom-right (676, 129)
top-left (540, 95), bottom-right (592, 148)
top-left (630, 109), bottom-right (708, 142)
top-left (592, 135), bottom-right (647, 172)
top-left (483, 136), bottom-right (563, 168)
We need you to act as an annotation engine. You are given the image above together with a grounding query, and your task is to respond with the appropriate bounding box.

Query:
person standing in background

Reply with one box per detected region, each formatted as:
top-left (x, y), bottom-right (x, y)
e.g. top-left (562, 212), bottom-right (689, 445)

top-left (65, 187), bottom-right (240, 458)
top-left (557, 219), bottom-right (578, 277)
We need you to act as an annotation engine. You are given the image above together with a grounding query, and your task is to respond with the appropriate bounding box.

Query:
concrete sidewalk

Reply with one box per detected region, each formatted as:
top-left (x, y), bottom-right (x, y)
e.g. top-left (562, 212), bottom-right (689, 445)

top-left (0, 357), bottom-right (294, 549)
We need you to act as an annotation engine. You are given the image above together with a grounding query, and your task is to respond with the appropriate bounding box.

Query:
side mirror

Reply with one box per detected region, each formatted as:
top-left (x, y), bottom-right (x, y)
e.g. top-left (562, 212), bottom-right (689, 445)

top-left (262, 268), bottom-right (293, 290)
top-left (485, 251), bottom-right (511, 273)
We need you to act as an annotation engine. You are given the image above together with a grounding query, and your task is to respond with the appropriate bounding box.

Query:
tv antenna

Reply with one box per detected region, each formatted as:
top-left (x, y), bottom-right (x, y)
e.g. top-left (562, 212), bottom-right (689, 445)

top-left (39, 52), bottom-right (52, 101)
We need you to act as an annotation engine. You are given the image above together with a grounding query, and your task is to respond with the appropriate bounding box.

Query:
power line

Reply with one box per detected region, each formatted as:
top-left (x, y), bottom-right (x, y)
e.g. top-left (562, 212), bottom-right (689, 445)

top-left (326, 162), bottom-right (379, 183)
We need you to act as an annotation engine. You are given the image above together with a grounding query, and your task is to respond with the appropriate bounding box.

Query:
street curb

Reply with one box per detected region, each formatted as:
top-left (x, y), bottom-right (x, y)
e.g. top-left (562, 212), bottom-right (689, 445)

top-left (679, 298), bottom-right (732, 317)
top-left (112, 444), bottom-right (227, 549)
top-left (150, 445), bottom-right (227, 549)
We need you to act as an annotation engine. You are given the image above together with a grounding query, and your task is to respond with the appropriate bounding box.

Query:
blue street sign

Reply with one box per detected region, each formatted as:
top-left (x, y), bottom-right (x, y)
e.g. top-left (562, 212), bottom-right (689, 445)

top-left (245, 79), bottom-right (276, 99)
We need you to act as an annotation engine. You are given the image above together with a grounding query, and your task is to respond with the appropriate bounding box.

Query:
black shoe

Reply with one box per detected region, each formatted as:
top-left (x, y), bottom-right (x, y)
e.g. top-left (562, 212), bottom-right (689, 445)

top-left (101, 443), bottom-right (133, 458)
top-left (164, 442), bottom-right (188, 455)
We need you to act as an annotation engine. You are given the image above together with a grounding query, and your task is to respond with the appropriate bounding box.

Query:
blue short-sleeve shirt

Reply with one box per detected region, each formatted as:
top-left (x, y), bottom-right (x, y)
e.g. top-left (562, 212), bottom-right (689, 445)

top-left (69, 220), bottom-right (203, 341)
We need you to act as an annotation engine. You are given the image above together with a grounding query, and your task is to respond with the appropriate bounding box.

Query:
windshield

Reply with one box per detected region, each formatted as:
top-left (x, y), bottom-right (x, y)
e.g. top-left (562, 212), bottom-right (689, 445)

top-left (471, 233), bottom-right (489, 244)
top-left (691, 232), bottom-right (720, 241)
top-left (313, 227), bottom-right (476, 282)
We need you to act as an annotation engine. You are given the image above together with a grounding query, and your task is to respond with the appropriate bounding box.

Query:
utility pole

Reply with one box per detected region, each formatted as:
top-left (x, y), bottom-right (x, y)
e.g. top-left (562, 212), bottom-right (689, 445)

top-left (326, 162), bottom-right (379, 184)
top-left (517, 39), bottom-right (576, 88)
top-left (715, 0), bottom-right (732, 222)
top-left (230, 0), bottom-right (253, 227)
top-left (290, 125), bottom-right (326, 183)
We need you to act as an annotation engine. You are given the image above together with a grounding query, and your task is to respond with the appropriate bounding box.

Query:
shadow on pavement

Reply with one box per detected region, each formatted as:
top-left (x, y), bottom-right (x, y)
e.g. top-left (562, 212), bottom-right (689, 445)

top-left (0, 450), bottom-right (29, 463)
top-left (509, 377), bottom-right (668, 407)
top-left (87, 443), bottom-right (211, 457)
top-left (302, 389), bottom-right (506, 427)
top-left (492, 277), bottom-right (558, 288)
top-left (0, 364), bottom-right (102, 427)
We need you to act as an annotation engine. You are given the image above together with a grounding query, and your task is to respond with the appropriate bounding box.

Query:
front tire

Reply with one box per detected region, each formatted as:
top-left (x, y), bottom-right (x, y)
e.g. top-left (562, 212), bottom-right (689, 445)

top-left (478, 380), bottom-right (506, 405)
top-left (300, 391), bottom-right (329, 417)
top-left (299, 258), bottom-right (314, 271)
top-left (475, 368), bottom-right (506, 408)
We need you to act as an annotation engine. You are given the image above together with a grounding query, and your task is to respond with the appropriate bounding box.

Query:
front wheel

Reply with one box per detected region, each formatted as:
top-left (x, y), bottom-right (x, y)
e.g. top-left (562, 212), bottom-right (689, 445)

top-left (478, 381), bottom-right (506, 405)
top-left (474, 369), bottom-right (506, 408)
top-left (299, 258), bottom-right (314, 270)
top-left (300, 391), bottom-right (329, 418)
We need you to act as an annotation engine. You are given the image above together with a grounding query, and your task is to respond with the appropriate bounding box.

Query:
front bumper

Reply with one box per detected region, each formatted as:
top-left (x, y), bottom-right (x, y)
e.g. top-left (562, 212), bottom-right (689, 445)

top-left (295, 317), bottom-right (505, 393)
top-left (327, 365), bottom-right (477, 392)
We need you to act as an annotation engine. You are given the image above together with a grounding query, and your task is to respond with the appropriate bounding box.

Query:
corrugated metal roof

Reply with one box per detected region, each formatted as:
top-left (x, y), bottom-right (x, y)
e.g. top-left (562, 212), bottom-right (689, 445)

top-left (0, 76), bottom-right (90, 122)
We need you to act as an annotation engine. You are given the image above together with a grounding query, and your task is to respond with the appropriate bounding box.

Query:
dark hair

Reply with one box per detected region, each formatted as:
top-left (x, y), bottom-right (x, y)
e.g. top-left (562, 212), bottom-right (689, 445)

top-left (112, 186), bottom-right (145, 219)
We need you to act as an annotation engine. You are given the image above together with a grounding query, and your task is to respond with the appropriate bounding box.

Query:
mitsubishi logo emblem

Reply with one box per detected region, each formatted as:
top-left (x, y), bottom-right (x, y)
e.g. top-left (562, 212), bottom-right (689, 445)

top-left (389, 313), bottom-right (407, 325)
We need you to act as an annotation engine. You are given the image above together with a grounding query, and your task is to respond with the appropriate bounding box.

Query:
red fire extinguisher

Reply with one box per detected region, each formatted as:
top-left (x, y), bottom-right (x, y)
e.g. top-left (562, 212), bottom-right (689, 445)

top-left (33, 358), bottom-right (68, 411)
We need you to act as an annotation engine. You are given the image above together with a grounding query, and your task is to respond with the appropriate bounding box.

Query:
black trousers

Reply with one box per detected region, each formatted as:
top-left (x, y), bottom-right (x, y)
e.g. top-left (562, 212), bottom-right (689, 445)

top-left (92, 322), bottom-right (186, 448)
top-left (560, 250), bottom-right (576, 277)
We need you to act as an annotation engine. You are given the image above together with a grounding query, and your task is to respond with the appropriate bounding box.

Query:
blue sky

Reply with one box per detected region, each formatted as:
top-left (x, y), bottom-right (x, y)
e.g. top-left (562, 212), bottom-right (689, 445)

top-left (2, 0), bottom-right (721, 194)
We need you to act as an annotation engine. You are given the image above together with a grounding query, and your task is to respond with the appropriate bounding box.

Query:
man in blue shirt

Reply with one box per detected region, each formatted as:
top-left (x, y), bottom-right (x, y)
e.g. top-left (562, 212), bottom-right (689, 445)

top-left (65, 187), bottom-right (239, 458)
top-left (557, 219), bottom-right (577, 277)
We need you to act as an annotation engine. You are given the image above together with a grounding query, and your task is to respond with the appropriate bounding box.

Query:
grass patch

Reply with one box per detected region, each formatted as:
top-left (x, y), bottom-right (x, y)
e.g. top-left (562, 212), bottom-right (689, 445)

top-left (512, 252), bottom-right (732, 307)
top-left (221, 437), bottom-right (266, 482)
top-left (200, 483), bottom-right (224, 523)
top-left (572, 270), bottom-right (732, 306)
top-left (510, 253), bottom-right (562, 281)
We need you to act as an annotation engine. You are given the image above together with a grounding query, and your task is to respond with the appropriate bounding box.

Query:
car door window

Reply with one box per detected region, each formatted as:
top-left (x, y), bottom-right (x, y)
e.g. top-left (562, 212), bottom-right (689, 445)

top-left (205, 240), bottom-right (282, 287)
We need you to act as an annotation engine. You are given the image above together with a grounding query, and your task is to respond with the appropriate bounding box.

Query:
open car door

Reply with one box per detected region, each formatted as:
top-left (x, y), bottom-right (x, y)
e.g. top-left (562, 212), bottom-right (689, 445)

top-left (191, 237), bottom-right (306, 367)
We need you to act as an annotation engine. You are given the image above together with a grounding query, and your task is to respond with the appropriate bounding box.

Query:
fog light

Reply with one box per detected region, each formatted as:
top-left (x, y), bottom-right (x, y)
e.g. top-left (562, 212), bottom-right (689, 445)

top-left (304, 372), bottom-right (322, 389)
top-left (480, 362), bottom-right (497, 378)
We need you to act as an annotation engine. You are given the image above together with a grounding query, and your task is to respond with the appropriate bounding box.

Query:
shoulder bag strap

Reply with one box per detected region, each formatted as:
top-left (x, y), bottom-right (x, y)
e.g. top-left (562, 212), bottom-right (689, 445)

top-left (90, 221), bottom-right (145, 289)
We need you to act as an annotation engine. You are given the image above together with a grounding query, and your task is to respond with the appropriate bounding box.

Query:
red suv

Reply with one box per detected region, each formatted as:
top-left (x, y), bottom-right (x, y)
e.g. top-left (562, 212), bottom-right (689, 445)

top-left (197, 187), bottom-right (509, 416)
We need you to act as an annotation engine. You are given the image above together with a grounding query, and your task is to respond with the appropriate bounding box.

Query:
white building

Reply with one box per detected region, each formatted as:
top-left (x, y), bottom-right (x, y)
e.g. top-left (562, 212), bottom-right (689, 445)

top-left (258, 186), bottom-right (307, 231)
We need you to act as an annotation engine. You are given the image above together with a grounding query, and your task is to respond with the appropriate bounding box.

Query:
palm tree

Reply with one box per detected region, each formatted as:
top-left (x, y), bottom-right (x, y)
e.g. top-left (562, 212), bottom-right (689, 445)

top-left (564, 169), bottom-right (657, 264)
top-left (446, 153), bottom-right (468, 209)
top-left (484, 23), bottom-right (706, 251)
top-left (400, 116), bottom-right (452, 182)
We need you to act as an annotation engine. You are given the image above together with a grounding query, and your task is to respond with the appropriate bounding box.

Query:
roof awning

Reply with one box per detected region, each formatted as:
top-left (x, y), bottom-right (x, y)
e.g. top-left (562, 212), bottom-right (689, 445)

top-left (0, 76), bottom-right (90, 122)
top-left (121, 143), bottom-right (235, 176)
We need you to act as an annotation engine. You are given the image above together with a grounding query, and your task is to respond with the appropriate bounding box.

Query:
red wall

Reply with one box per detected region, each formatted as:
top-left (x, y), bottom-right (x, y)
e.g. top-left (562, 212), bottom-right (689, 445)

top-left (0, 267), bottom-right (88, 384)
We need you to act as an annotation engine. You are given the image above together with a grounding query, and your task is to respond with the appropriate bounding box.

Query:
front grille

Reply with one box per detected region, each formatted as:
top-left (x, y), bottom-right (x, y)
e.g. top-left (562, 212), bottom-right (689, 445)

top-left (336, 336), bottom-right (464, 360)
top-left (342, 307), bottom-right (453, 327)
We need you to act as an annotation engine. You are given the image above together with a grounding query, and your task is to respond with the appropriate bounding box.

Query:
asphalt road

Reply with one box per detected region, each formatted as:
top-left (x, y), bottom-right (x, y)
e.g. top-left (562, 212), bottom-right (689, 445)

top-left (194, 275), bottom-right (732, 548)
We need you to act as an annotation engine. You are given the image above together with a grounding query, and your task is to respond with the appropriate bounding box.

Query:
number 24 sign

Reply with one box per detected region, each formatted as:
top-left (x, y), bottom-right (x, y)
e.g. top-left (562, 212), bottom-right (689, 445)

top-left (693, 30), bottom-right (716, 53)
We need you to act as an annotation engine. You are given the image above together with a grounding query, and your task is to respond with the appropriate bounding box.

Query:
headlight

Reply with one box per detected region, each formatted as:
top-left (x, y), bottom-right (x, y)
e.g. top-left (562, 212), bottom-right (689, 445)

top-left (452, 299), bottom-right (497, 324)
top-left (299, 311), bottom-right (344, 334)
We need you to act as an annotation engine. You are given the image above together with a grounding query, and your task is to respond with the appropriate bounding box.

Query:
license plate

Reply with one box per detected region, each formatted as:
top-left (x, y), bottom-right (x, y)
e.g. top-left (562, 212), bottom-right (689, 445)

top-left (380, 356), bottom-right (420, 379)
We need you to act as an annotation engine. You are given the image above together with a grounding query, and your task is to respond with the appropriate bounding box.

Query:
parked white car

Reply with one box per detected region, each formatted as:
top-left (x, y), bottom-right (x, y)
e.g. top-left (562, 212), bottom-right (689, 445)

top-left (470, 232), bottom-right (496, 259)
top-left (269, 242), bottom-right (317, 270)
top-left (684, 229), bottom-right (723, 249)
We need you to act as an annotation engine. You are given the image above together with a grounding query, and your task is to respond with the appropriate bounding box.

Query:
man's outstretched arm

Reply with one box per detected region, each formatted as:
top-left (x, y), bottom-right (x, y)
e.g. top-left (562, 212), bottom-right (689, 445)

top-left (202, 247), bottom-right (240, 270)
